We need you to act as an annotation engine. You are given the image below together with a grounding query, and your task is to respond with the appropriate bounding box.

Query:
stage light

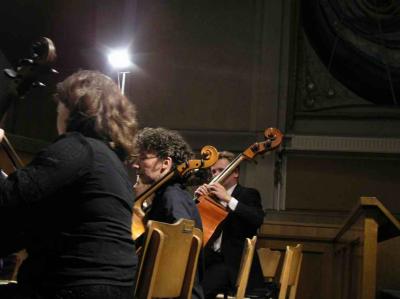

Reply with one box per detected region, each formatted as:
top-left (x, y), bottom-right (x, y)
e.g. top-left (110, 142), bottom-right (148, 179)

top-left (107, 48), bottom-right (132, 69)
top-left (107, 48), bottom-right (133, 95)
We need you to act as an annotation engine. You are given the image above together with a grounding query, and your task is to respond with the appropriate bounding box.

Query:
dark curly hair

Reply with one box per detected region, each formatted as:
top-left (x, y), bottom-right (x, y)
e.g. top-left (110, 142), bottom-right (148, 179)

top-left (133, 127), bottom-right (193, 166)
top-left (55, 70), bottom-right (138, 158)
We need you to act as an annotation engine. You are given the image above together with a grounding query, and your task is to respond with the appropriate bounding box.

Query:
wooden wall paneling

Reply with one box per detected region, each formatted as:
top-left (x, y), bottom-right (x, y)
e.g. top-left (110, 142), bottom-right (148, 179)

top-left (377, 236), bottom-right (400, 291)
top-left (284, 152), bottom-right (400, 213)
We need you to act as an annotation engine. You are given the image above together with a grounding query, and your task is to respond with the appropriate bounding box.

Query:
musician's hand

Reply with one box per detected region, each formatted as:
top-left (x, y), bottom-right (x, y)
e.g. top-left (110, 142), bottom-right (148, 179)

top-left (207, 182), bottom-right (231, 203)
top-left (0, 128), bottom-right (4, 143)
top-left (194, 184), bottom-right (209, 197)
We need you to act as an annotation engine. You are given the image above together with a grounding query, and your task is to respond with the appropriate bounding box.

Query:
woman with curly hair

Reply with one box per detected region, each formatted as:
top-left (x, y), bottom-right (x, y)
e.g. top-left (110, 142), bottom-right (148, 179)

top-left (0, 70), bottom-right (138, 299)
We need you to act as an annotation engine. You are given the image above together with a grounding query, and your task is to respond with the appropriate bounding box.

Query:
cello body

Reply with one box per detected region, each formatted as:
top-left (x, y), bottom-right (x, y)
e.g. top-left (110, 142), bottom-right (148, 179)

top-left (196, 195), bottom-right (228, 246)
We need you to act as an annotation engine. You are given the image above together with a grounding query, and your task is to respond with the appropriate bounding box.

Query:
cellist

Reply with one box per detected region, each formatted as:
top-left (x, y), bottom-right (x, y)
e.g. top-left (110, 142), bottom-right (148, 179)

top-left (194, 151), bottom-right (265, 299)
top-left (0, 70), bottom-right (138, 299)
top-left (130, 127), bottom-right (205, 299)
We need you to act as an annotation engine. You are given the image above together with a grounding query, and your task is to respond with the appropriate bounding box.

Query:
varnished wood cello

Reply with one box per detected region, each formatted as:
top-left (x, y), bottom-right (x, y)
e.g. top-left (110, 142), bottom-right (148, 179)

top-left (195, 127), bottom-right (283, 247)
top-left (131, 145), bottom-right (219, 241)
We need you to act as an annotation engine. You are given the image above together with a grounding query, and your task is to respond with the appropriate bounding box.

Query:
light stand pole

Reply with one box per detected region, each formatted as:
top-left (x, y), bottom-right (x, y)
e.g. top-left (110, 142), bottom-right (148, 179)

top-left (117, 71), bottom-right (130, 95)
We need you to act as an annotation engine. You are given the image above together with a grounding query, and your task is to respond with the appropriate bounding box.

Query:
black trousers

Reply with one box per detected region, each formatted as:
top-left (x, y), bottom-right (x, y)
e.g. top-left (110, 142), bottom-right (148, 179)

top-left (202, 250), bottom-right (232, 299)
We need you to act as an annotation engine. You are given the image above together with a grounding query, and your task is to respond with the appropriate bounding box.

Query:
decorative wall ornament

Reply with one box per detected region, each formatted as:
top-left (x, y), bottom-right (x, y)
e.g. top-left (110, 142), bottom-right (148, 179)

top-left (296, 31), bottom-right (373, 113)
top-left (301, 0), bottom-right (400, 106)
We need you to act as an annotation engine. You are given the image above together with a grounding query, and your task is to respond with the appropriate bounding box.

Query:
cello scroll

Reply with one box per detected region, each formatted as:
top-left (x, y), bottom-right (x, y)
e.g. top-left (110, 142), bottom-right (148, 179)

top-left (3, 37), bottom-right (57, 101)
top-left (176, 145), bottom-right (219, 177)
top-left (1, 37), bottom-right (58, 171)
top-left (242, 128), bottom-right (283, 160)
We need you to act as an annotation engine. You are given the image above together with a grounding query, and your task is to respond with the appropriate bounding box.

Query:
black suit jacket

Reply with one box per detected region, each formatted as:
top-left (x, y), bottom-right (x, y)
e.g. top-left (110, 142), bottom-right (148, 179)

top-left (147, 182), bottom-right (203, 230)
top-left (206, 184), bottom-right (265, 289)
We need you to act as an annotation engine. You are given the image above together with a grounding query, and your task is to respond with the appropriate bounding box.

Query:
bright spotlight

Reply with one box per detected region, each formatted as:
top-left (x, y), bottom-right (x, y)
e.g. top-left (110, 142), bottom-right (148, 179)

top-left (107, 48), bottom-right (132, 69)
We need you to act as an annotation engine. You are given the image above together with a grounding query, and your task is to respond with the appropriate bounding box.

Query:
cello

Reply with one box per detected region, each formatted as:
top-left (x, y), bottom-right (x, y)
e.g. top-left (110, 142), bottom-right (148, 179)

top-left (131, 145), bottom-right (219, 241)
top-left (196, 127), bottom-right (283, 246)
top-left (0, 37), bottom-right (57, 281)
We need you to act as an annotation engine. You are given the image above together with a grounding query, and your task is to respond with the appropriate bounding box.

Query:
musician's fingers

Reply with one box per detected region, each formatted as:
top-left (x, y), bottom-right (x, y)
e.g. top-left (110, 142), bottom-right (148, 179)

top-left (208, 184), bottom-right (230, 202)
top-left (214, 182), bottom-right (223, 188)
top-left (208, 183), bottom-right (223, 192)
top-left (0, 128), bottom-right (4, 143)
top-left (195, 185), bottom-right (208, 196)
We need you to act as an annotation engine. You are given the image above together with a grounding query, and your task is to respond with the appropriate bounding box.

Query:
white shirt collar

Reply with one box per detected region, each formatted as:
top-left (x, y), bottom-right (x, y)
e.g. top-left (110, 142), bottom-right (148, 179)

top-left (226, 183), bottom-right (237, 196)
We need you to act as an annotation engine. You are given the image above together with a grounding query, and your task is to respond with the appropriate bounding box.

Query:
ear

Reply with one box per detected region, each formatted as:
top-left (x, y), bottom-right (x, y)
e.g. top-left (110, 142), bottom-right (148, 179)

top-left (233, 168), bottom-right (240, 180)
top-left (160, 157), bottom-right (173, 174)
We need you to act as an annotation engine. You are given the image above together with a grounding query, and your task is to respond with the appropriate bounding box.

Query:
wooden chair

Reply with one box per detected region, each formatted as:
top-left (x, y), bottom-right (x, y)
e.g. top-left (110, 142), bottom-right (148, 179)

top-left (278, 244), bottom-right (303, 299)
top-left (0, 250), bottom-right (27, 284)
top-left (134, 219), bottom-right (202, 299)
top-left (217, 236), bottom-right (258, 299)
top-left (257, 247), bottom-right (281, 282)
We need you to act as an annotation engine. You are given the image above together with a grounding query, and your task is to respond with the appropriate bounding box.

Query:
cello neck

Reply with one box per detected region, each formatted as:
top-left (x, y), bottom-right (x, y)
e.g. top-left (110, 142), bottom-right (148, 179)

top-left (1, 134), bottom-right (24, 170)
top-left (134, 170), bottom-right (175, 206)
top-left (209, 154), bottom-right (246, 185)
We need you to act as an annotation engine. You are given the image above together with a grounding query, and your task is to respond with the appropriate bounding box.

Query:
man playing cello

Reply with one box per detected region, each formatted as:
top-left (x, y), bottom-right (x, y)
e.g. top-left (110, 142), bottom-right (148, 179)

top-left (195, 151), bottom-right (265, 299)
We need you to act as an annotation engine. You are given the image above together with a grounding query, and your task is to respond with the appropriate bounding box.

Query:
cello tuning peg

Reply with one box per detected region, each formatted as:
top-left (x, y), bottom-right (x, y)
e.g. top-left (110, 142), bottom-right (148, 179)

top-left (4, 68), bottom-right (17, 79)
top-left (50, 68), bottom-right (59, 74)
top-left (32, 41), bottom-right (42, 49)
top-left (20, 58), bottom-right (34, 65)
top-left (32, 81), bottom-right (46, 88)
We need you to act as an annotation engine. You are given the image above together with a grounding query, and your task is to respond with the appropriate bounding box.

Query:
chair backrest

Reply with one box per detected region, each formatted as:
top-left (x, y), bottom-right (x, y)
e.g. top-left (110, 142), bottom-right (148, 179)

top-left (134, 219), bottom-right (203, 299)
top-left (257, 247), bottom-right (282, 281)
top-left (278, 244), bottom-right (303, 299)
top-left (235, 236), bottom-right (257, 299)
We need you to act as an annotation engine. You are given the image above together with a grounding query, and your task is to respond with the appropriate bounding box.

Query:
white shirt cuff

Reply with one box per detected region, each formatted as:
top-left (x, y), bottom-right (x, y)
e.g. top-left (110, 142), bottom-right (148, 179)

top-left (228, 196), bottom-right (238, 211)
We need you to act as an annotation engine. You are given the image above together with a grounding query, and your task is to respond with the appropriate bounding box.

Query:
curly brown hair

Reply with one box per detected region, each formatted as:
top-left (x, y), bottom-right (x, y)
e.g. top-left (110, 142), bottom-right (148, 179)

top-left (55, 70), bottom-right (138, 158)
top-left (133, 127), bottom-right (193, 166)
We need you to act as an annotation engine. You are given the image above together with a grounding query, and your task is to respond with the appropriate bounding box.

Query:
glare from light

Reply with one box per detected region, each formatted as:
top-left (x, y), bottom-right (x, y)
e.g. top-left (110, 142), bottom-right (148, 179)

top-left (107, 49), bottom-right (132, 69)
